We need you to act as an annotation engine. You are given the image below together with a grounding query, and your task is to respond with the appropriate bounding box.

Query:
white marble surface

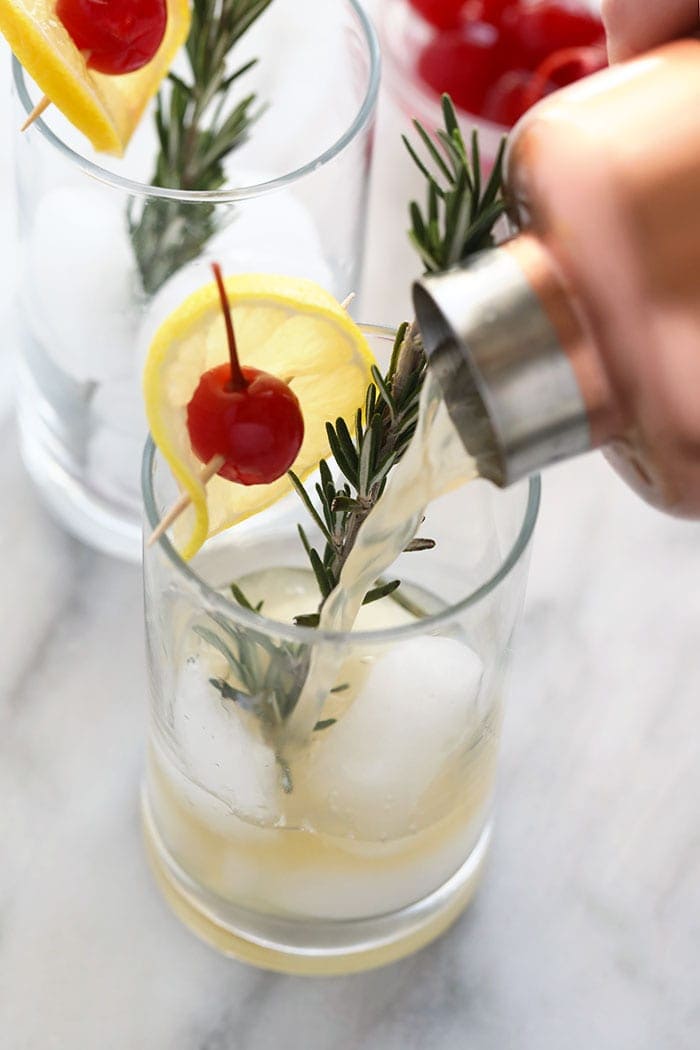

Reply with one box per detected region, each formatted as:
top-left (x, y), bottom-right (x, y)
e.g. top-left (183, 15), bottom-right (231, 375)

top-left (2, 12), bottom-right (700, 1049)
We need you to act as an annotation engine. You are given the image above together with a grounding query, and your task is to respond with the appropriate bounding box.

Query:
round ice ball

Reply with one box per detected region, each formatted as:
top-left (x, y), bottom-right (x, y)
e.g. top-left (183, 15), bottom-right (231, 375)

top-left (174, 658), bottom-right (280, 825)
top-left (305, 635), bottom-right (484, 840)
top-left (133, 177), bottom-right (333, 376)
top-left (27, 186), bottom-right (137, 384)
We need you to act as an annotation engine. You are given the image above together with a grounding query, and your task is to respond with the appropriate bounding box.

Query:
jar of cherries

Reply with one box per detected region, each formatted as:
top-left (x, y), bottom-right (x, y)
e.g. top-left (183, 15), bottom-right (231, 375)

top-left (381, 0), bottom-right (606, 161)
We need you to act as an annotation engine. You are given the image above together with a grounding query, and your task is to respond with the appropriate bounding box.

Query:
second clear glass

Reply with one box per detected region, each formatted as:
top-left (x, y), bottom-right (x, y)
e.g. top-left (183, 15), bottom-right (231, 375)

top-left (12, 0), bottom-right (380, 560)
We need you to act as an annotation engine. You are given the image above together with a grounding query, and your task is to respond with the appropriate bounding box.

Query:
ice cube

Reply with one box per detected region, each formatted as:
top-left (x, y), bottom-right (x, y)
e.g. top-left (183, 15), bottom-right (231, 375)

top-left (173, 658), bottom-right (280, 825)
top-left (229, 1), bottom-right (348, 174)
top-left (86, 368), bottom-right (147, 505)
top-left (27, 186), bottom-right (138, 384)
top-left (86, 424), bottom-right (144, 505)
top-left (304, 635), bottom-right (484, 840)
top-left (90, 375), bottom-right (146, 435)
top-left (134, 182), bottom-right (334, 376)
top-left (209, 191), bottom-right (333, 287)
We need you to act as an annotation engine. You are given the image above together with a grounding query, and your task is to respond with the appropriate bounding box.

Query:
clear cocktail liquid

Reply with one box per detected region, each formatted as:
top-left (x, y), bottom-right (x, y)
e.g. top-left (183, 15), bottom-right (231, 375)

top-left (146, 373), bottom-right (500, 951)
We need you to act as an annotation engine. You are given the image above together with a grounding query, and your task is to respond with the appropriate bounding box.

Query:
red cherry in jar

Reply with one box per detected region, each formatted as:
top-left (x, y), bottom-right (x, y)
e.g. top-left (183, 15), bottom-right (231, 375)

top-left (483, 43), bottom-right (606, 123)
top-left (55, 0), bottom-right (168, 75)
top-left (417, 20), bottom-right (503, 117)
top-left (481, 69), bottom-right (533, 125)
top-left (413, 0), bottom-right (606, 127)
top-left (409, 0), bottom-right (517, 31)
top-left (463, 0), bottom-right (515, 25)
top-left (499, 1), bottom-right (605, 69)
top-left (186, 265), bottom-right (305, 486)
top-left (409, 0), bottom-right (468, 31)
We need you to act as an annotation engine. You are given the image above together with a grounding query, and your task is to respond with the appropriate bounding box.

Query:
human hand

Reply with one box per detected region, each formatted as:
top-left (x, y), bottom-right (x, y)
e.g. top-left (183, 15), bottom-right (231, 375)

top-left (602, 0), bottom-right (699, 61)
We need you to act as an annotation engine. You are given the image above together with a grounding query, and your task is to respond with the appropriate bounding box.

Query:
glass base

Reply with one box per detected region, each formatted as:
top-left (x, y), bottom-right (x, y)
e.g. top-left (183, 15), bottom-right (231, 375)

top-left (141, 789), bottom-right (490, 976)
top-left (16, 367), bottom-right (141, 562)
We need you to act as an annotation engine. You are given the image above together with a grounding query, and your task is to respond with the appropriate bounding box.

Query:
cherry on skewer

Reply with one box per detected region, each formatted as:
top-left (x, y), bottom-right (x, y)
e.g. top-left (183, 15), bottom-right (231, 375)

top-left (187, 264), bottom-right (305, 486)
top-left (56, 0), bottom-right (167, 74)
top-left (148, 264), bottom-right (306, 548)
top-left (22, 0), bottom-right (168, 133)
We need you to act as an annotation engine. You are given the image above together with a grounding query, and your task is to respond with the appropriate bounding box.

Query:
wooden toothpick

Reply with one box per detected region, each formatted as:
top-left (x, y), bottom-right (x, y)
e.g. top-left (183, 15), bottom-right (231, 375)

top-left (21, 95), bottom-right (51, 132)
top-left (21, 53), bottom-right (93, 133)
top-left (147, 454), bottom-right (225, 547)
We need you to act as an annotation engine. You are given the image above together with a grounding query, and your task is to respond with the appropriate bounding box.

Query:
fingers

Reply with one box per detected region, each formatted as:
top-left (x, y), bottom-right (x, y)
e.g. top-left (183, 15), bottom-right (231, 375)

top-left (602, 0), bottom-right (700, 62)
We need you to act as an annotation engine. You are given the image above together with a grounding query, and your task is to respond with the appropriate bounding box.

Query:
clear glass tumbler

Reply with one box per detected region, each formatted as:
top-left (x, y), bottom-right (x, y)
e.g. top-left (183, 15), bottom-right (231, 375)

top-left (141, 326), bottom-right (540, 975)
top-left (12, 0), bottom-right (379, 561)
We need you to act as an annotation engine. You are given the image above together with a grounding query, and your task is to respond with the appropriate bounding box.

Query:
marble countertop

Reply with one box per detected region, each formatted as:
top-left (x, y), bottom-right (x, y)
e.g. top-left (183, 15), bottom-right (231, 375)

top-left (2, 17), bottom-right (700, 1050)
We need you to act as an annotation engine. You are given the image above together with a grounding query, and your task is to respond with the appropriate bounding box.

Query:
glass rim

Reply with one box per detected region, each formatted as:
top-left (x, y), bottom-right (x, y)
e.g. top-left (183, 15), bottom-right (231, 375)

top-left (12, 0), bottom-right (380, 204)
top-left (142, 322), bottom-right (541, 647)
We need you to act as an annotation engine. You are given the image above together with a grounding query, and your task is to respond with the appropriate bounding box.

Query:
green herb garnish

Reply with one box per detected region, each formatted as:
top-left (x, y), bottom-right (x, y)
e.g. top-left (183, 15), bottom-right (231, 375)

top-left (290, 96), bottom-right (506, 619)
top-left (193, 96), bottom-right (507, 790)
top-left (129, 0), bottom-right (275, 295)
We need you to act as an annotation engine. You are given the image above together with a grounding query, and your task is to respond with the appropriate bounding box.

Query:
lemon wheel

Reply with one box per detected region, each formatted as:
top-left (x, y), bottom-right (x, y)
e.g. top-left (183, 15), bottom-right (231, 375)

top-left (143, 273), bottom-right (376, 560)
top-left (0, 0), bottom-right (190, 154)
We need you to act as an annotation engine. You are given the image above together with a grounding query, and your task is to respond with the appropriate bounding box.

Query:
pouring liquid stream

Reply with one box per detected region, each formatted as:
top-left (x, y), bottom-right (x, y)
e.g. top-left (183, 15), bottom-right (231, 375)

top-left (284, 371), bottom-right (479, 747)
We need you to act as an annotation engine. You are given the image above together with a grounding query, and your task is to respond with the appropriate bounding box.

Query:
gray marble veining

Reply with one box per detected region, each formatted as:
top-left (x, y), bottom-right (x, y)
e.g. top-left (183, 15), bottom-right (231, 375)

top-left (2, 24), bottom-right (700, 1050)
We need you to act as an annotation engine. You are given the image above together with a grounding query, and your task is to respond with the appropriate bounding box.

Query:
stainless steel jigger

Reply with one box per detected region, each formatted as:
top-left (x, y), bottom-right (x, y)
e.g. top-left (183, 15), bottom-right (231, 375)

top-left (412, 247), bottom-right (592, 487)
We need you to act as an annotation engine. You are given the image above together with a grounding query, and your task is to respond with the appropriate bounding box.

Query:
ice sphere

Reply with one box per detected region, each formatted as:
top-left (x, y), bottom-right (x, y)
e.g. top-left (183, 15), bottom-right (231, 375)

top-left (86, 424), bottom-right (144, 505)
top-left (173, 658), bottom-right (280, 825)
top-left (27, 187), bottom-right (137, 384)
top-left (209, 190), bottom-right (333, 287)
top-left (229, 1), bottom-right (347, 175)
top-left (134, 179), bottom-right (334, 376)
top-left (304, 635), bottom-right (484, 840)
top-left (90, 375), bottom-right (146, 435)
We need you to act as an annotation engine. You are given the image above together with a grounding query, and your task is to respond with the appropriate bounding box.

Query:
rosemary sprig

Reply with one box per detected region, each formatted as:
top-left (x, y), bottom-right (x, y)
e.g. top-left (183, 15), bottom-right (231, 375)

top-left (129, 0), bottom-right (275, 295)
top-left (197, 584), bottom-right (305, 726)
top-left (405, 94), bottom-right (507, 272)
top-left (291, 96), bottom-right (506, 618)
top-left (286, 319), bottom-right (430, 626)
top-left (192, 96), bottom-right (506, 789)
top-left (196, 582), bottom-right (344, 789)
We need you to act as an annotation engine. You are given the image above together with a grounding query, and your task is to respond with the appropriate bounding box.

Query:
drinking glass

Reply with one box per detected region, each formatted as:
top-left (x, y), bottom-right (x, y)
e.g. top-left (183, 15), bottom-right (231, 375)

top-left (141, 326), bottom-right (540, 975)
top-left (12, 0), bottom-right (380, 560)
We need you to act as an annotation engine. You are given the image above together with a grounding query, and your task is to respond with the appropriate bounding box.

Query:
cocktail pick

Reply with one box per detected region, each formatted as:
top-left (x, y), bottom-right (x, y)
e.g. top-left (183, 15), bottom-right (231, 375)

top-left (147, 454), bottom-right (225, 548)
top-left (21, 95), bottom-right (50, 132)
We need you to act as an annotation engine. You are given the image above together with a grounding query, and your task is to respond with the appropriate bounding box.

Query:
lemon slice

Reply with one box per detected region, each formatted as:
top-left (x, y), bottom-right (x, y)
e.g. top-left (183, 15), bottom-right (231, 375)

top-left (144, 274), bottom-right (376, 560)
top-left (0, 0), bottom-right (190, 154)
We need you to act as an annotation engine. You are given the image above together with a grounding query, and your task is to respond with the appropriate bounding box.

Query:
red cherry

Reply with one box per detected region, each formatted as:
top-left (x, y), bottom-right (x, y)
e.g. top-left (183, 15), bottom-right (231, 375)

top-left (481, 69), bottom-right (533, 125)
top-left (417, 21), bottom-right (503, 115)
top-left (55, 0), bottom-right (167, 75)
top-left (409, 0), bottom-right (467, 31)
top-left (533, 44), bottom-right (607, 90)
top-left (187, 365), bottom-right (305, 485)
top-left (463, 0), bottom-right (517, 26)
top-left (500, 2), bottom-right (604, 70)
top-left (483, 44), bottom-right (606, 124)
top-left (517, 44), bottom-right (606, 108)
top-left (186, 265), bottom-right (304, 486)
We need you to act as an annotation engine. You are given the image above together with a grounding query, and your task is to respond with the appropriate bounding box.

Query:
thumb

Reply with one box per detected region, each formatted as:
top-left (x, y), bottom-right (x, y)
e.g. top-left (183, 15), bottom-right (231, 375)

top-left (602, 0), bottom-right (699, 62)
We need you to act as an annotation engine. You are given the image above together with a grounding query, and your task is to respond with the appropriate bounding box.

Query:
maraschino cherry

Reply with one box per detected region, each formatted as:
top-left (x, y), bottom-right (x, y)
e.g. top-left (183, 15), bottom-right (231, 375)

top-left (412, 0), bottom-right (606, 127)
top-left (56, 0), bottom-right (167, 75)
top-left (186, 264), bottom-right (305, 486)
